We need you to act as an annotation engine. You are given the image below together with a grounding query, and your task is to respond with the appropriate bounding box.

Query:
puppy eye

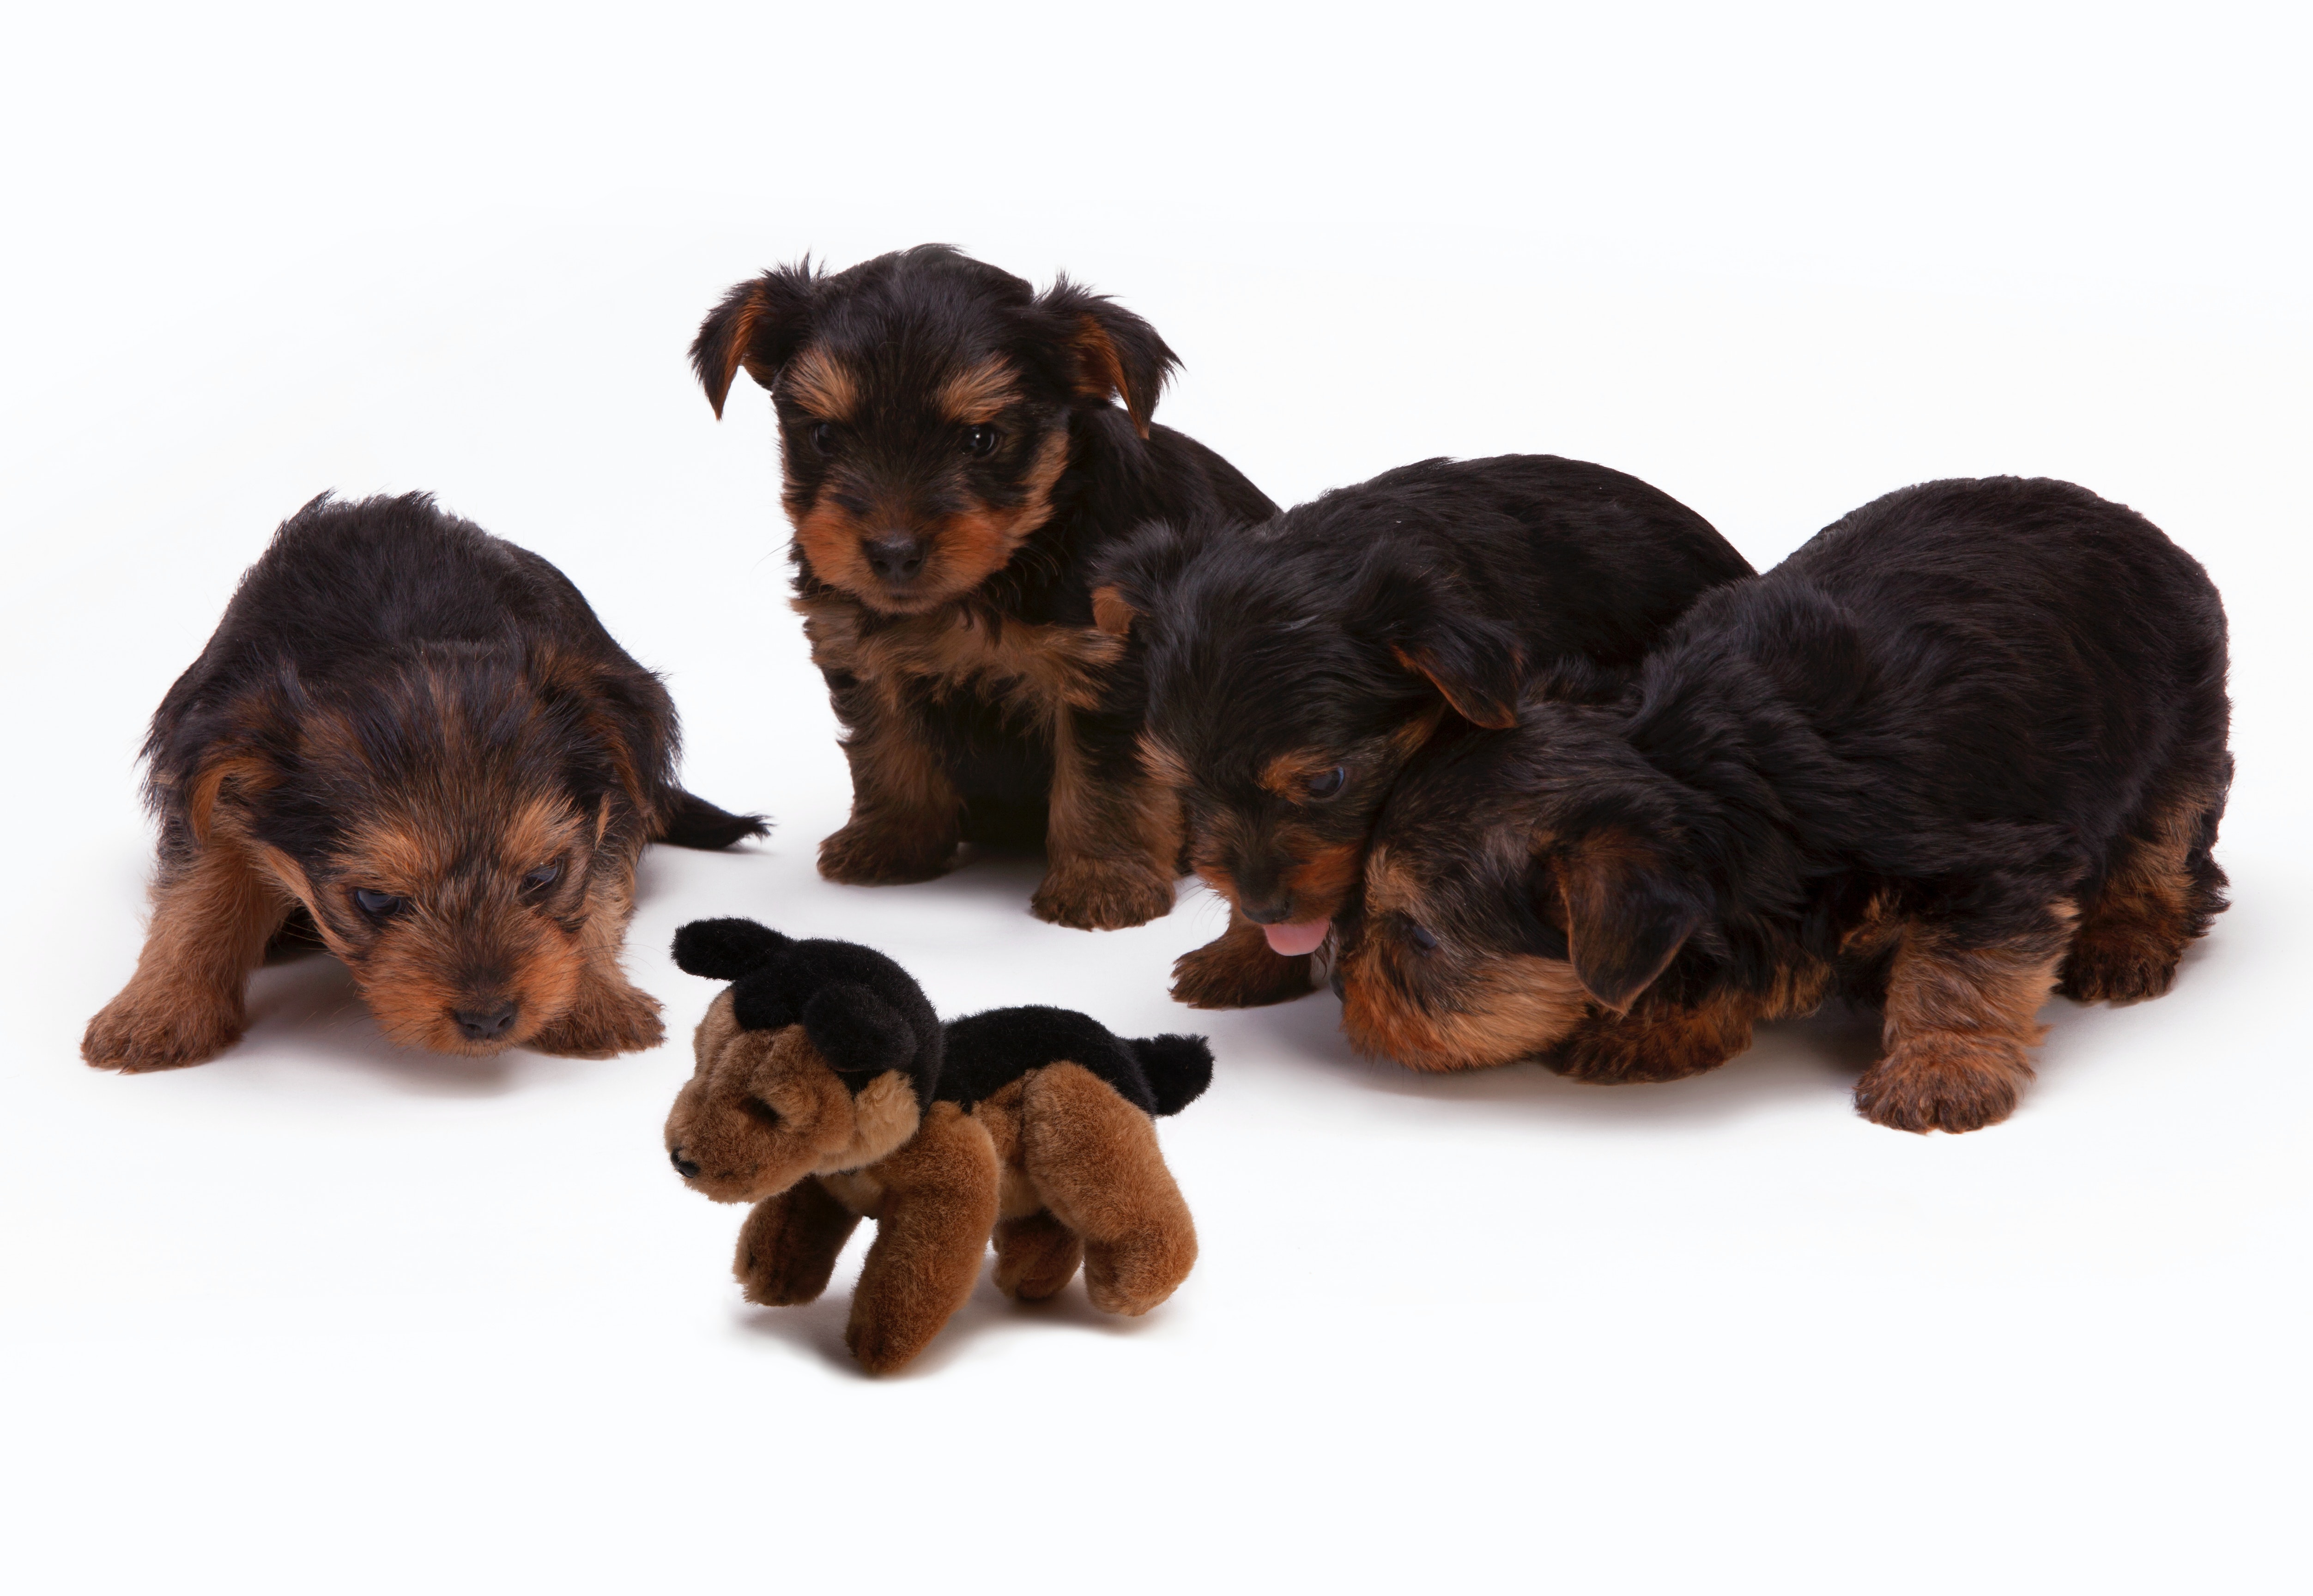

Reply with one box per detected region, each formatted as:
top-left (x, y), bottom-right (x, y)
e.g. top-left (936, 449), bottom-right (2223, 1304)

top-left (811, 422), bottom-right (837, 455)
top-left (522, 862), bottom-right (561, 893)
top-left (353, 889), bottom-right (406, 919)
top-left (739, 1096), bottom-right (783, 1128)
top-left (1305, 767), bottom-right (1349, 800)
top-left (962, 424), bottom-right (1001, 458)
top-left (1407, 923), bottom-right (1440, 954)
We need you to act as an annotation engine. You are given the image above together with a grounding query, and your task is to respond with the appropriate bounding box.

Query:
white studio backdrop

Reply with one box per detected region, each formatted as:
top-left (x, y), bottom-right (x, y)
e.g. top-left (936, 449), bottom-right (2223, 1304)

top-left (2, 4), bottom-right (2307, 1592)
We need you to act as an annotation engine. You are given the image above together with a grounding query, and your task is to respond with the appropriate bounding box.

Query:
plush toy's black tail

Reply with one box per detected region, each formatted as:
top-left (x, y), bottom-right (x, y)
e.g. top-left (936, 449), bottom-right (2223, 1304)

top-left (655, 787), bottom-right (770, 850)
top-left (1131, 1034), bottom-right (1214, 1117)
top-left (671, 918), bottom-right (792, 980)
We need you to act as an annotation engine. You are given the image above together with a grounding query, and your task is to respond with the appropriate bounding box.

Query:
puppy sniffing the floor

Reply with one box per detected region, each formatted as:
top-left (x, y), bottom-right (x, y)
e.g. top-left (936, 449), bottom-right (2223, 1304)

top-left (693, 245), bottom-right (1276, 930)
top-left (1091, 454), bottom-right (1754, 1008)
top-left (83, 493), bottom-right (766, 1072)
top-left (1337, 477), bottom-right (2231, 1133)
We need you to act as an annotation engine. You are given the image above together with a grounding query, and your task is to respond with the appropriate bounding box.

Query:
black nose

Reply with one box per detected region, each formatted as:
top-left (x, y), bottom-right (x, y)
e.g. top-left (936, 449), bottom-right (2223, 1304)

top-left (452, 1000), bottom-right (520, 1041)
top-left (1240, 896), bottom-right (1293, 925)
top-left (670, 1147), bottom-right (701, 1179)
top-left (863, 534), bottom-right (926, 582)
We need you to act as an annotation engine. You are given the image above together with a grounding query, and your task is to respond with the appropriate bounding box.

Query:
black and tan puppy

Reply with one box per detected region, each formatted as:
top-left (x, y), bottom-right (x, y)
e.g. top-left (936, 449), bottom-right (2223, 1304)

top-left (1337, 476), bottom-right (2231, 1133)
top-left (692, 245), bottom-right (1276, 930)
top-left (666, 918), bottom-right (1210, 1373)
top-left (82, 493), bottom-right (765, 1072)
top-left (1091, 454), bottom-right (1754, 1008)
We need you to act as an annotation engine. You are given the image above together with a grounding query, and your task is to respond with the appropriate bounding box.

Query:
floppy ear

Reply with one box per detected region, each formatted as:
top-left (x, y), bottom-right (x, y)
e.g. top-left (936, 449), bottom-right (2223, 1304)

top-left (801, 984), bottom-right (916, 1082)
top-left (690, 264), bottom-right (818, 419)
top-left (1040, 276), bottom-right (1178, 439)
top-left (1553, 830), bottom-right (1705, 1013)
top-left (673, 918), bottom-right (794, 981)
top-left (1388, 613), bottom-right (1525, 730)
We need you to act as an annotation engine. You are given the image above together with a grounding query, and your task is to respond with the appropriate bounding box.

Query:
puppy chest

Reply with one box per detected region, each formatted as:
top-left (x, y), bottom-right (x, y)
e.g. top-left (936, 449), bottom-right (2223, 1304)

top-left (805, 603), bottom-right (1122, 725)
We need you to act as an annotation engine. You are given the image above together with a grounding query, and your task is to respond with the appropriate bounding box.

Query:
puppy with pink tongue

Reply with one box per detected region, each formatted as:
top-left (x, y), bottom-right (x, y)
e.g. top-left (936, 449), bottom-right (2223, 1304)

top-left (1088, 455), bottom-right (1754, 1011)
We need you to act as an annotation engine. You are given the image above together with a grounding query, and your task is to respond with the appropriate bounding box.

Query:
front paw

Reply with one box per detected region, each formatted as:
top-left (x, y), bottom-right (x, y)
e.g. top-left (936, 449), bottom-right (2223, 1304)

top-left (1854, 1038), bottom-right (2025, 1133)
top-left (528, 979), bottom-right (664, 1059)
top-left (1541, 1007), bottom-right (1739, 1084)
top-left (82, 988), bottom-right (243, 1072)
top-left (1171, 928), bottom-right (1314, 1009)
top-left (1032, 858), bottom-right (1175, 931)
top-left (818, 820), bottom-right (958, 886)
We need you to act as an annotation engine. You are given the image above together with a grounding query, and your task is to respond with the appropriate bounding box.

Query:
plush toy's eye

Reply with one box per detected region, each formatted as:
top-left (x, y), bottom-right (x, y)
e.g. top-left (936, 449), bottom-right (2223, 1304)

top-left (1406, 922), bottom-right (1439, 954)
top-left (354, 888), bottom-right (406, 919)
top-left (1305, 766), bottom-right (1349, 801)
top-left (811, 422), bottom-right (837, 455)
top-left (739, 1096), bottom-right (783, 1129)
top-left (522, 862), bottom-right (561, 893)
top-left (962, 424), bottom-right (1001, 458)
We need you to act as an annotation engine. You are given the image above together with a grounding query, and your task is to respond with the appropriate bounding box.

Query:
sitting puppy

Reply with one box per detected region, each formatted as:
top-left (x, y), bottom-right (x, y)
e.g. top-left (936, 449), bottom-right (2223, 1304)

top-left (83, 493), bottom-right (765, 1072)
top-left (665, 918), bottom-right (1210, 1373)
top-left (693, 245), bottom-right (1276, 930)
top-left (1090, 454), bottom-right (1754, 1008)
top-left (1336, 476), bottom-right (2232, 1133)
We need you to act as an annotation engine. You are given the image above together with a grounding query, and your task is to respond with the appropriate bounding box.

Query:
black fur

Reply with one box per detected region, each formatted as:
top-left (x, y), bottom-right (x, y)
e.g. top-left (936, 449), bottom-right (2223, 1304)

top-left (939, 1006), bottom-right (1212, 1115)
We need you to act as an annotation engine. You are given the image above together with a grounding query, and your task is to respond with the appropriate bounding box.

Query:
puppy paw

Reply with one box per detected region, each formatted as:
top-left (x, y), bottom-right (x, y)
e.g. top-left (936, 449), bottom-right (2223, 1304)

top-left (1032, 858), bottom-right (1175, 931)
top-left (1541, 1009), bottom-right (1738, 1084)
top-left (1854, 1038), bottom-right (2026, 1133)
top-left (1171, 929), bottom-right (1314, 1009)
top-left (529, 979), bottom-right (664, 1058)
top-left (818, 822), bottom-right (957, 886)
top-left (81, 989), bottom-right (242, 1072)
top-left (2057, 919), bottom-right (2185, 1004)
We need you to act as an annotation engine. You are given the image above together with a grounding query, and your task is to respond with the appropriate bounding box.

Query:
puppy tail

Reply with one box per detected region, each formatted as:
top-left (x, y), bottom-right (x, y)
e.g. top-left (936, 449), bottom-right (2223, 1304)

top-left (1130, 1034), bottom-right (1214, 1117)
top-left (655, 788), bottom-right (771, 851)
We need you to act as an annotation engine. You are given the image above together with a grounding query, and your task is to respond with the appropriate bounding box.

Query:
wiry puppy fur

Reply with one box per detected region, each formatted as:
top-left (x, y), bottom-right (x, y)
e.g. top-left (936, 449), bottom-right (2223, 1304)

top-left (1092, 454), bottom-right (1753, 1008)
top-left (692, 245), bottom-right (1275, 931)
top-left (1337, 477), bottom-right (2232, 1134)
top-left (666, 918), bottom-right (1211, 1373)
top-left (83, 493), bottom-right (766, 1072)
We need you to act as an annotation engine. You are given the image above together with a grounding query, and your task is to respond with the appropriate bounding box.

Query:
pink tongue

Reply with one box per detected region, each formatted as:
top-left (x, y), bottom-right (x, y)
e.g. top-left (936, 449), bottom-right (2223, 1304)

top-left (1263, 919), bottom-right (1332, 957)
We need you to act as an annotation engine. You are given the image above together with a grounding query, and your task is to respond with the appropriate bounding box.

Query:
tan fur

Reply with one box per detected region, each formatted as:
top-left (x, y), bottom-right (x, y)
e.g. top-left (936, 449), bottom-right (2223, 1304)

top-left (1068, 316), bottom-right (1151, 437)
top-left (781, 347), bottom-right (859, 421)
top-left (1015, 1063), bottom-right (1196, 1315)
top-left (812, 1070), bottom-right (922, 1174)
top-left (1389, 642), bottom-right (1520, 729)
top-left (1090, 583), bottom-right (1136, 639)
top-left (1171, 905), bottom-right (1320, 1009)
top-left (933, 357), bottom-right (1019, 423)
top-left (1341, 946), bottom-right (1593, 1071)
top-left (2061, 781), bottom-right (2216, 1003)
top-left (1137, 732), bottom-right (1193, 794)
top-left (1034, 705), bottom-right (1179, 930)
top-left (733, 1179), bottom-right (861, 1307)
top-left (839, 1102), bottom-right (1002, 1374)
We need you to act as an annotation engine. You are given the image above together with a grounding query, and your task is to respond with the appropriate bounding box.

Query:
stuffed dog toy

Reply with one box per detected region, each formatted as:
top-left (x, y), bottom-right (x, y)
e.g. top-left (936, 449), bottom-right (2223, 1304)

top-left (664, 918), bottom-right (1211, 1372)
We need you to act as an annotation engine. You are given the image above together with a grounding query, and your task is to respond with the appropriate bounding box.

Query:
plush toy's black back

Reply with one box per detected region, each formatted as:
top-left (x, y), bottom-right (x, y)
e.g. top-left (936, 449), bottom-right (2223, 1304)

top-left (940, 1005), bottom-right (1212, 1116)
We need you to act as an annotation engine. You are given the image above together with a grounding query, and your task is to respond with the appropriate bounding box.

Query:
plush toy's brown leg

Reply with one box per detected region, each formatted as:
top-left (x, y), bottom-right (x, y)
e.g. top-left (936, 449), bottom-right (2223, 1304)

top-left (992, 1210), bottom-right (1084, 1301)
top-left (527, 849), bottom-right (665, 1058)
top-left (1032, 707), bottom-right (1179, 931)
top-left (83, 840), bottom-right (291, 1072)
top-left (1020, 1063), bottom-right (1196, 1316)
top-left (1855, 910), bottom-right (2073, 1134)
top-left (845, 1102), bottom-right (1000, 1373)
top-left (1170, 905), bottom-right (1317, 1010)
top-left (734, 1179), bottom-right (863, 1307)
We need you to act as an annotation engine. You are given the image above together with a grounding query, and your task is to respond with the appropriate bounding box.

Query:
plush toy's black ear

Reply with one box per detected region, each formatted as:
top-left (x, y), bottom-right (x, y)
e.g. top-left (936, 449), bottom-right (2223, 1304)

top-left (801, 985), bottom-right (918, 1082)
top-left (1038, 276), bottom-right (1177, 439)
top-left (1554, 830), bottom-right (1706, 1013)
top-left (672, 918), bottom-right (793, 981)
top-left (690, 264), bottom-right (819, 419)
top-left (729, 969), bottom-right (799, 1034)
top-left (1131, 1034), bottom-right (1215, 1117)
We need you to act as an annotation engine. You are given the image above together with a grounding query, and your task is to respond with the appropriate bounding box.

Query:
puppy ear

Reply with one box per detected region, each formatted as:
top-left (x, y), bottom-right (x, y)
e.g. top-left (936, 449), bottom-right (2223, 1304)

top-left (690, 264), bottom-right (818, 419)
top-left (1553, 831), bottom-right (1705, 1013)
top-left (1389, 617), bottom-right (1525, 731)
top-left (1040, 277), bottom-right (1178, 439)
top-left (802, 984), bottom-right (916, 1082)
top-left (1085, 518), bottom-right (1222, 639)
top-left (673, 918), bottom-right (793, 981)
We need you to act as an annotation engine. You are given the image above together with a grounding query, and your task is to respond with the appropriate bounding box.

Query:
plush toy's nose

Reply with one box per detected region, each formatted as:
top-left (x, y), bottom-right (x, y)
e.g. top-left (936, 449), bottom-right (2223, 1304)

top-left (669, 1146), bottom-right (702, 1179)
top-left (451, 999), bottom-right (520, 1041)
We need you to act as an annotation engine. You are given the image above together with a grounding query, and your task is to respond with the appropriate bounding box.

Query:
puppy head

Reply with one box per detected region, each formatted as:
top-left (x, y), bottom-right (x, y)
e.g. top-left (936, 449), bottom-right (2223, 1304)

top-left (662, 920), bottom-right (942, 1202)
top-left (1094, 520), bottom-right (1525, 954)
top-left (191, 647), bottom-right (667, 1056)
top-left (1336, 704), bottom-right (1709, 1069)
top-left (692, 244), bottom-right (1178, 616)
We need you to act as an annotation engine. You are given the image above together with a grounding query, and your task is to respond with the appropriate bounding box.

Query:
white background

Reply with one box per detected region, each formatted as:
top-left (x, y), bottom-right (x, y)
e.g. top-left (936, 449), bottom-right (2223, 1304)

top-left (3, 3), bottom-right (2307, 1591)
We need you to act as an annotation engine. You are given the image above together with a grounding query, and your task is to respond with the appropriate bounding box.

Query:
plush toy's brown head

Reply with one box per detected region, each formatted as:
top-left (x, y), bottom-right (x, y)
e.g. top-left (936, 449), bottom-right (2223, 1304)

top-left (663, 919), bottom-right (945, 1203)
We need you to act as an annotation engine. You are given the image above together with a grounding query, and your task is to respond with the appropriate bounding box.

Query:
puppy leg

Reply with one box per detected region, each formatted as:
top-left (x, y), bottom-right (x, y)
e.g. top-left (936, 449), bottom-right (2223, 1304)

top-left (84, 841), bottom-right (290, 1072)
top-left (1021, 1063), bottom-right (1196, 1316)
top-left (1171, 905), bottom-right (1317, 1009)
top-left (734, 1179), bottom-right (863, 1306)
top-left (1033, 706), bottom-right (1177, 931)
top-left (2061, 763), bottom-right (2230, 1004)
top-left (527, 850), bottom-right (664, 1058)
top-left (819, 683), bottom-right (965, 886)
top-left (845, 1103), bottom-right (1000, 1373)
top-left (1544, 987), bottom-right (1761, 1083)
top-left (1856, 909), bottom-right (2073, 1133)
top-left (992, 1210), bottom-right (1084, 1301)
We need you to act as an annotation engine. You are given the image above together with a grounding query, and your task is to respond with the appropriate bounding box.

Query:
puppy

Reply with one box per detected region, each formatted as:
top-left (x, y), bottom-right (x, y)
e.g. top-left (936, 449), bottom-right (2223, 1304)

top-left (82, 493), bottom-right (766, 1072)
top-left (1091, 454), bottom-right (1754, 1008)
top-left (692, 245), bottom-right (1276, 930)
top-left (664, 918), bottom-right (1211, 1372)
top-left (1337, 476), bottom-right (2231, 1133)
